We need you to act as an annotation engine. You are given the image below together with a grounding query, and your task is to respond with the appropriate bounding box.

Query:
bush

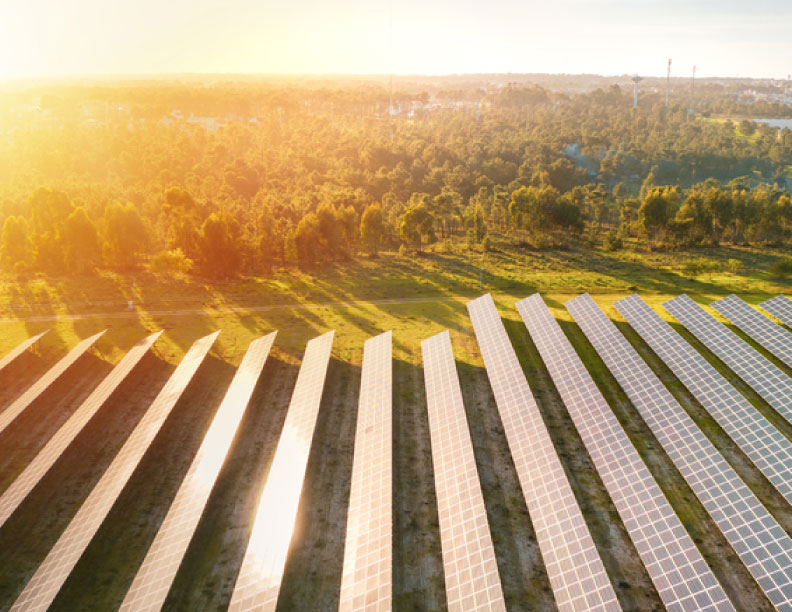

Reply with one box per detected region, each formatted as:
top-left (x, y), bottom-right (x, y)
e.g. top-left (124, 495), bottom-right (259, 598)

top-left (681, 258), bottom-right (721, 279)
top-left (681, 259), bottom-right (702, 277)
top-left (13, 260), bottom-right (30, 280)
top-left (770, 257), bottom-right (792, 278)
top-left (149, 248), bottom-right (193, 277)
top-left (531, 234), bottom-right (557, 250)
top-left (603, 231), bottom-right (623, 252)
top-left (726, 258), bottom-right (744, 275)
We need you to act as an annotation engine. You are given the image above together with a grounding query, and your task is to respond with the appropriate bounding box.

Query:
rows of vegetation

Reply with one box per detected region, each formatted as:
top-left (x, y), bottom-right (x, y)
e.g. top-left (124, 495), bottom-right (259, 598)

top-left (1, 80), bottom-right (792, 280)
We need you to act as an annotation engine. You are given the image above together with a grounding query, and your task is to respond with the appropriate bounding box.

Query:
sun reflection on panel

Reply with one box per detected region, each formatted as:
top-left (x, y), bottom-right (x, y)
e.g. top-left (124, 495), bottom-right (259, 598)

top-left (228, 330), bottom-right (334, 612)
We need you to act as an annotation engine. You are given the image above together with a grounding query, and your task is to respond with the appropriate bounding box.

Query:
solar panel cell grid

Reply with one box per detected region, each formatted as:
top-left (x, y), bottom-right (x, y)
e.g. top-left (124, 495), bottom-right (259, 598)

top-left (339, 330), bottom-right (393, 612)
top-left (0, 331), bottom-right (162, 530)
top-left (9, 330), bottom-right (219, 612)
top-left (228, 330), bottom-right (334, 612)
top-left (520, 294), bottom-right (733, 612)
top-left (568, 293), bottom-right (792, 612)
top-left (466, 294), bottom-right (621, 612)
top-left (618, 295), bottom-right (792, 511)
top-left (0, 330), bottom-right (49, 374)
top-left (119, 332), bottom-right (276, 612)
top-left (761, 296), bottom-right (792, 328)
top-left (712, 294), bottom-right (792, 370)
top-left (421, 330), bottom-right (506, 612)
top-left (0, 330), bottom-right (106, 435)
top-left (664, 295), bottom-right (792, 422)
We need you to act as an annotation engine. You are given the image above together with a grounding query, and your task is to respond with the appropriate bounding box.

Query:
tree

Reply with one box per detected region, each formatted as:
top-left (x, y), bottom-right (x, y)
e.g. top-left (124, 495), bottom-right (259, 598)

top-left (199, 212), bottom-right (240, 279)
top-left (162, 186), bottom-right (203, 260)
top-left (316, 203), bottom-right (344, 258)
top-left (0, 216), bottom-right (32, 271)
top-left (292, 212), bottom-right (322, 265)
top-left (103, 202), bottom-right (149, 270)
top-left (360, 202), bottom-right (385, 257)
top-left (63, 207), bottom-right (100, 273)
top-left (433, 190), bottom-right (462, 238)
top-left (704, 187), bottom-right (734, 243)
top-left (739, 119), bottom-right (756, 136)
top-left (546, 158), bottom-right (580, 192)
top-left (508, 186), bottom-right (538, 242)
top-left (639, 187), bottom-right (679, 244)
top-left (466, 204), bottom-right (488, 245)
top-left (29, 187), bottom-right (74, 273)
top-left (337, 205), bottom-right (359, 255)
top-left (675, 191), bottom-right (712, 245)
top-left (399, 201), bottom-right (436, 253)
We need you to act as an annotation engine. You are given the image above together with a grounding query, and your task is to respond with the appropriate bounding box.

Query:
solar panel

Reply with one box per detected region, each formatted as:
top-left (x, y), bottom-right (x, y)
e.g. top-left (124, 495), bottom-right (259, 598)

top-left (0, 330), bottom-right (105, 435)
top-left (664, 295), bottom-right (792, 422)
top-left (466, 294), bottom-right (620, 612)
top-left (9, 331), bottom-right (219, 612)
top-left (228, 330), bottom-right (334, 612)
top-left (712, 294), bottom-right (792, 370)
top-left (421, 330), bottom-right (506, 612)
top-left (520, 294), bottom-right (733, 612)
top-left (761, 295), bottom-right (792, 328)
top-left (0, 331), bottom-right (163, 529)
top-left (572, 293), bottom-right (792, 611)
top-left (119, 332), bottom-right (276, 612)
top-left (0, 330), bottom-right (49, 373)
top-left (339, 331), bottom-right (393, 612)
top-left (619, 294), bottom-right (792, 510)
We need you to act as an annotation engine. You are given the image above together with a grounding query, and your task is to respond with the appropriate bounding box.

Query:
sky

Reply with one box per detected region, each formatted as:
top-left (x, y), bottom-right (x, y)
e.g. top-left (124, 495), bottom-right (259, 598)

top-left (0, 0), bottom-right (790, 80)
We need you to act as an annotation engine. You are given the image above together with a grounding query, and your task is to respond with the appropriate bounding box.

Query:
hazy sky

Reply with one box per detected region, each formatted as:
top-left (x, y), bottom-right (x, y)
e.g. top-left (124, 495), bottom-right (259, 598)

top-left (1, 0), bottom-right (790, 79)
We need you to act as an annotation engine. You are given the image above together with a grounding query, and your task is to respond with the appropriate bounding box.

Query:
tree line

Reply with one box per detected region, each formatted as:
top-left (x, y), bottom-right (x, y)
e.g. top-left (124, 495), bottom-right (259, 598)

top-left (1, 81), bottom-right (791, 278)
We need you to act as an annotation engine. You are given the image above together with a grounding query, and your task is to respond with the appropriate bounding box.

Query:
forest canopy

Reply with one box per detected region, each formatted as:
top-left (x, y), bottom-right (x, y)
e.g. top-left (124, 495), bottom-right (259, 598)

top-left (1, 78), bottom-right (791, 278)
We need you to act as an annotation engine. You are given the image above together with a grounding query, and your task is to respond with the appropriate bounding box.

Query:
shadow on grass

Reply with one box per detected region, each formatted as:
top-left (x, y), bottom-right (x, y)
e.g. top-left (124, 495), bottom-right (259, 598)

top-left (391, 356), bottom-right (446, 612)
top-left (0, 352), bottom-right (111, 493)
top-left (502, 314), bottom-right (664, 611)
top-left (48, 353), bottom-right (235, 612)
top-left (0, 350), bottom-right (174, 611)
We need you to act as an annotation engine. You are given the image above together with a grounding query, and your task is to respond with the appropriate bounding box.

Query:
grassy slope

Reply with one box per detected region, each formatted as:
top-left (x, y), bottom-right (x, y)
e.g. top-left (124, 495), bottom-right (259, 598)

top-left (0, 236), bottom-right (791, 611)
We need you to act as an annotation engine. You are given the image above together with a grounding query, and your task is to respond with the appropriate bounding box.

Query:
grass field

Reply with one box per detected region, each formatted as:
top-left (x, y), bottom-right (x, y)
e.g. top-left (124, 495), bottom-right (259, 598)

top-left (0, 238), bottom-right (791, 611)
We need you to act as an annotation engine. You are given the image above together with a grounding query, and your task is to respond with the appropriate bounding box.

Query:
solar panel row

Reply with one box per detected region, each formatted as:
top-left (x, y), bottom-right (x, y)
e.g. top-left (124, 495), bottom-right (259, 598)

top-left (339, 331), bottom-right (393, 612)
top-left (589, 294), bottom-right (792, 611)
top-left (761, 296), bottom-right (792, 328)
top-left (619, 295), bottom-right (792, 510)
top-left (521, 294), bottom-right (734, 612)
top-left (421, 330), bottom-right (506, 612)
top-left (664, 295), bottom-right (792, 422)
top-left (712, 294), bottom-right (792, 370)
top-left (0, 330), bottom-right (106, 435)
top-left (120, 332), bottom-right (276, 612)
top-left (0, 330), bottom-right (49, 374)
top-left (228, 331), bottom-right (334, 612)
top-left (466, 294), bottom-right (621, 612)
top-left (0, 330), bottom-right (163, 530)
top-left (10, 330), bottom-right (219, 612)
top-left (8, 292), bottom-right (792, 611)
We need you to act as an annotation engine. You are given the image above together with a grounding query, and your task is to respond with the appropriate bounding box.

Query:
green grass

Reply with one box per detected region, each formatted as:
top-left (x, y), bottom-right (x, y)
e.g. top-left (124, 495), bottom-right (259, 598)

top-left (1, 235), bottom-right (791, 611)
top-left (1, 234), bottom-right (789, 369)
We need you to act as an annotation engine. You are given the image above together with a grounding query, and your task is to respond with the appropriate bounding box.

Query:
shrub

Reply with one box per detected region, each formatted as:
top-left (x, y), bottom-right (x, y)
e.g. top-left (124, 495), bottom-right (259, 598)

top-left (603, 231), bottom-right (623, 252)
top-left (726, 258), bottom-right (744, 275)
top-left (150, 248), bottom-right (192, 277)
top-left (681, 259), bottom-right (701, 277)
top-left (770, 257), bottom-right (792, 278)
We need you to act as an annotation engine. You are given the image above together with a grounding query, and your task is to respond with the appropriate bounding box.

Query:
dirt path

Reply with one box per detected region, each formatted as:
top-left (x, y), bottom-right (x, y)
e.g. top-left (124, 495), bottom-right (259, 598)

top-left (0, 296), bottom-right (467, 323)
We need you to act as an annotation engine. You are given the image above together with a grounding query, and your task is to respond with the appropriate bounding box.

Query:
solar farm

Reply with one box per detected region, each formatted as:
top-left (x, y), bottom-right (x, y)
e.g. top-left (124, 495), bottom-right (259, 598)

top-left (3, 293), bottom-right (792, 612)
